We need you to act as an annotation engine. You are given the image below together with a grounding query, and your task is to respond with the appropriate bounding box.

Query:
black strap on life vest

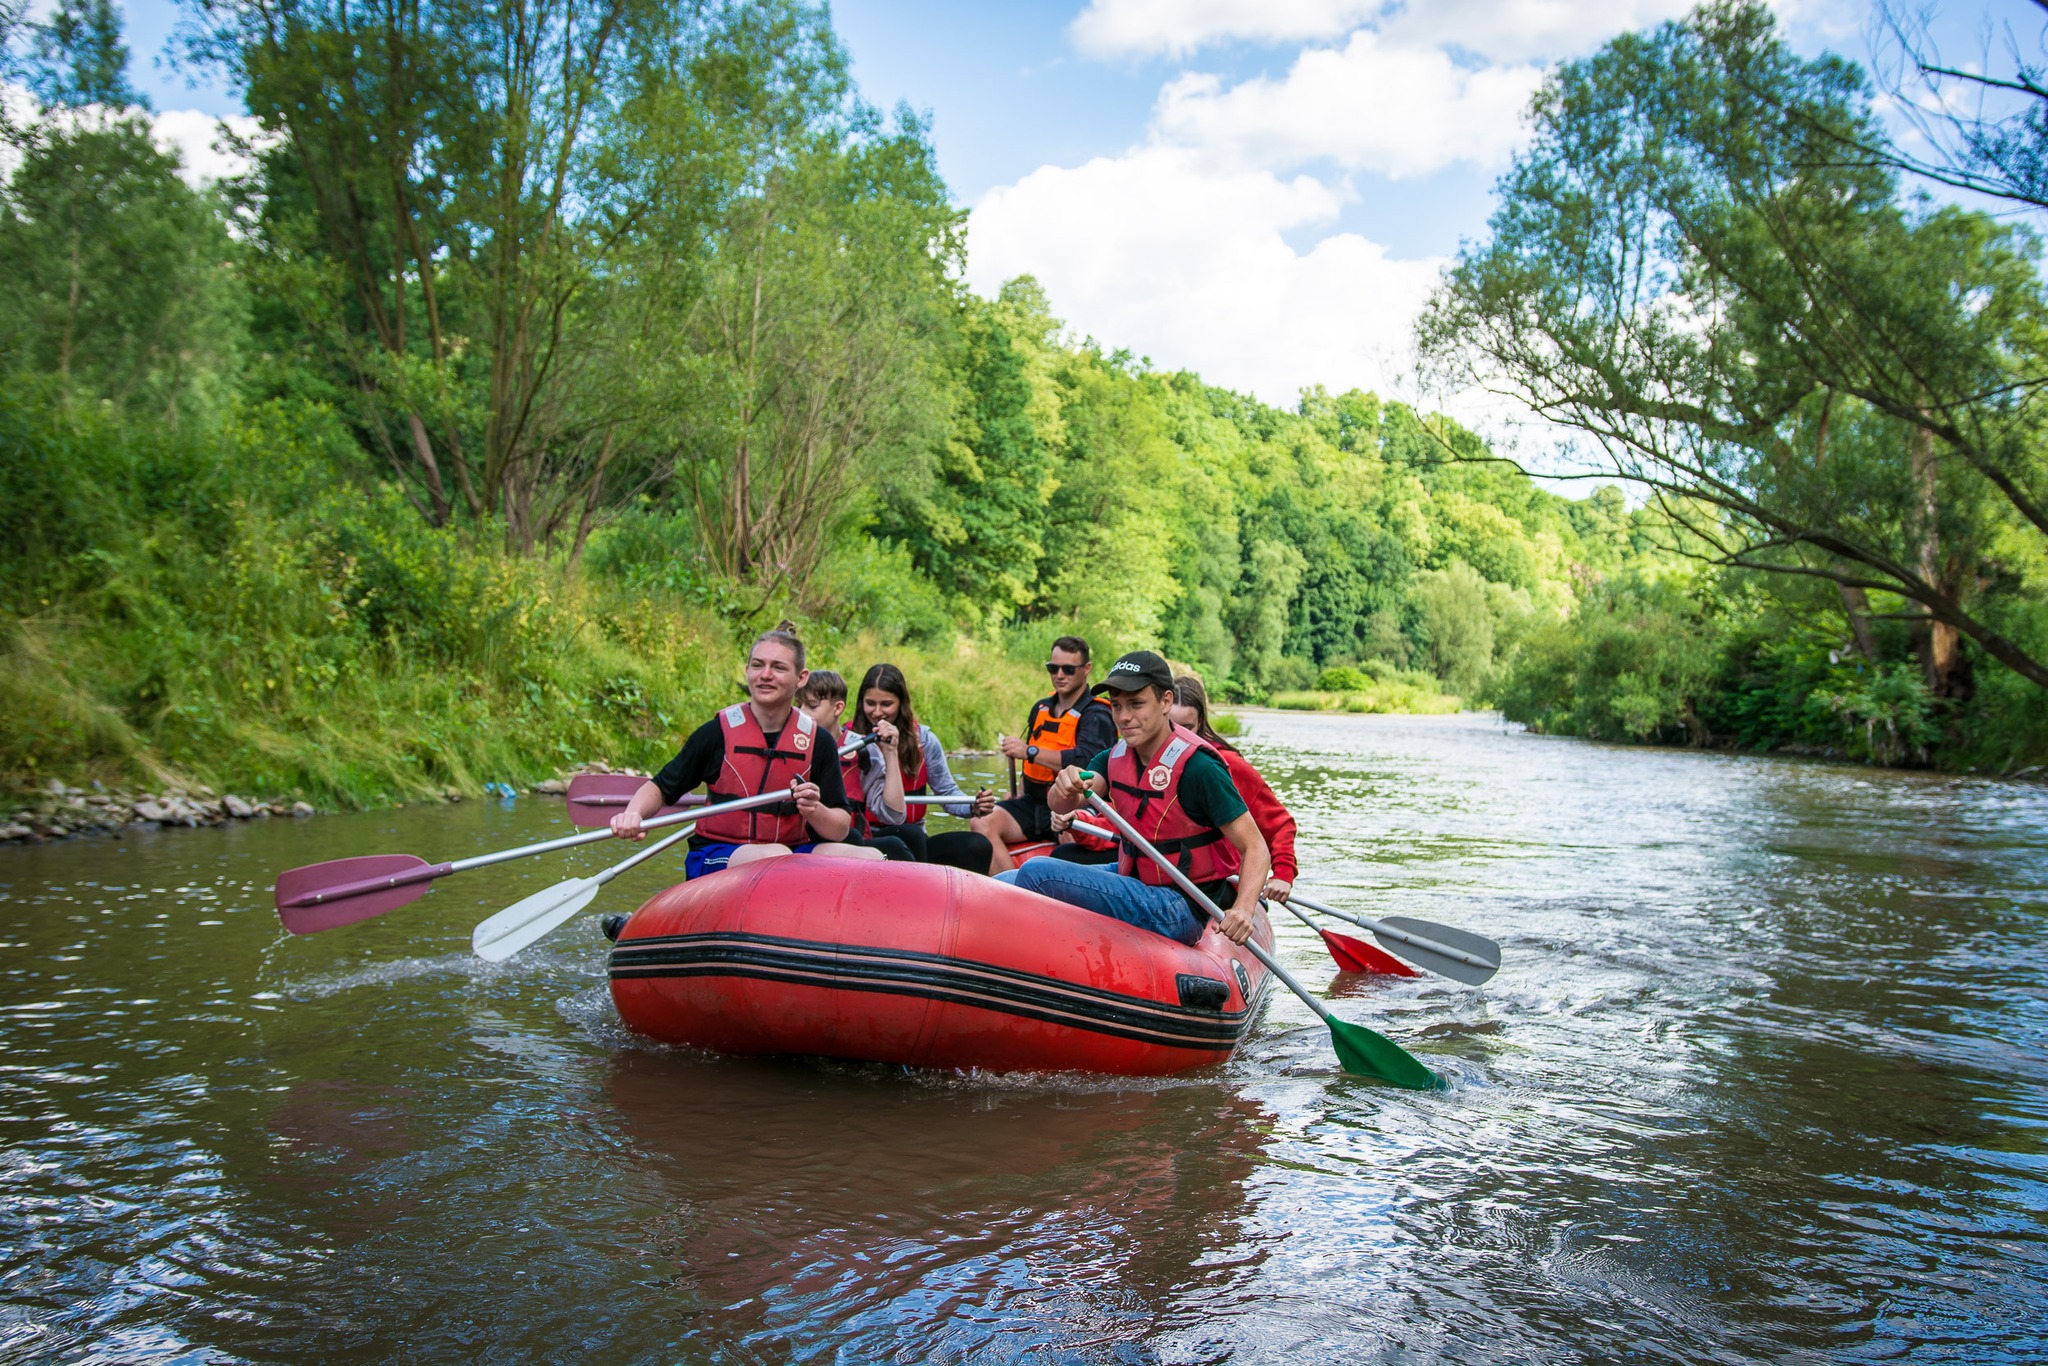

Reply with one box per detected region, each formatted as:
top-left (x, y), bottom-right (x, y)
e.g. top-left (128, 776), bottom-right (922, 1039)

top-left (1117, 825), bottom-right (1224, 873)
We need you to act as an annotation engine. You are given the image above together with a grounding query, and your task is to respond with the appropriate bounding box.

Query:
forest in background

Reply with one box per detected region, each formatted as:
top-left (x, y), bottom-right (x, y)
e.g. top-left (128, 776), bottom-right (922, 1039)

top-left (2, 0), bottom-right (2045, 809)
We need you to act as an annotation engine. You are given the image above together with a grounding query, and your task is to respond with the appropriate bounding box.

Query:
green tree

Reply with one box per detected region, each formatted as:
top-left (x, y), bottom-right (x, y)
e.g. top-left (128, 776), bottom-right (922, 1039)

top-left (880, 294), bottom-right (1056, 619)
top-left (1420, 0), bottom-right (2048, 697)
top-left (1410, 560), bottom-right (1496, 697)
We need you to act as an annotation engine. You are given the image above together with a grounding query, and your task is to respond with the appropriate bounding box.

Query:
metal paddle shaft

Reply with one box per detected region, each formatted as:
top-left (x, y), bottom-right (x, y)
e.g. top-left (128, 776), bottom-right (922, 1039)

top-left (272, 788), bottom-right (793, 934)
top-left (1282, 889), bottom-right (1501, 986)
top-left (1068, 820), bottom-right (1415, 977)
top-left (562, 734), bottom-right (872, 828)
top-left (1082, 795), bottom-right (1438, 1091)
top-left (1271, 896), bottom-right (1417, 976)
top-left (1079, 820), bottom-right (1491, 985)
top-left (472, 824), bottom-right (695, 963)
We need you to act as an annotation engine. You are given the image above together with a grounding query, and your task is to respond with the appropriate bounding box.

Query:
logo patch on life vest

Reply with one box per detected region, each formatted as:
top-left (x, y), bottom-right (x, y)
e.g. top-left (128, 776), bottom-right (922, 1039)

top-left (1147, 765), bottom-right (1171, 791)
top-left (1232, 960), bottom-right (1251, 997)
top-left (793, 731), bottom-right (811, 752)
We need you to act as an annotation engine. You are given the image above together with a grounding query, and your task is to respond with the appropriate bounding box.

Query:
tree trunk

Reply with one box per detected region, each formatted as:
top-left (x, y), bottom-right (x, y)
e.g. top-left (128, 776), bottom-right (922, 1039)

top-left (1837, 583), bottom-right (1879, 661)
top-left (1909, 425), bottom-right (1969, 699)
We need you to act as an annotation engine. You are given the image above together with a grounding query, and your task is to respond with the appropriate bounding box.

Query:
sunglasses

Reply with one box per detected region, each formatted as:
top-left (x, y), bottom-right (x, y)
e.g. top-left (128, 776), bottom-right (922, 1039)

top-left (1045, 662), bottom-right (1082, 676)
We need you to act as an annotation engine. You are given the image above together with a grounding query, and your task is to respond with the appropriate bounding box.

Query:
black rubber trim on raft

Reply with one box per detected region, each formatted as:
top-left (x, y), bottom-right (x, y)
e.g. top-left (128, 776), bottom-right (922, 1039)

top-left (608, 930), bottom-right (1265, 1053)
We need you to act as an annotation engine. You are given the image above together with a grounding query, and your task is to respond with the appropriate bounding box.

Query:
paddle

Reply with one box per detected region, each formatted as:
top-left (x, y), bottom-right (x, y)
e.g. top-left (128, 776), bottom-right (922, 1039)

top-left (1082, 794), bottom-right (1439, 1090)
top-left (1271, 897), bottom-right (1418, 976)
top-left (1275, 888), bottom-right (1502, 987)
top-left (1063, 818), bottom-right (1410, 977)
top-left (562, 734), bottom-right (875, 828)
top-left (471, 824), bottom-right (695, 963)
top-left (565, 773), bottom-right (701, 822)
top-left (271, 788), bottom-right (793, 935)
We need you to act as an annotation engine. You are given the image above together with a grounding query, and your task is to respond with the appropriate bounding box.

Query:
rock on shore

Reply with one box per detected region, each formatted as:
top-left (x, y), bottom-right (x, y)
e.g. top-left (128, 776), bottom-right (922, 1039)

top-left (2, 766), bottom-right (624, 844)
top-left (0, 779), bottom-right (302, 843)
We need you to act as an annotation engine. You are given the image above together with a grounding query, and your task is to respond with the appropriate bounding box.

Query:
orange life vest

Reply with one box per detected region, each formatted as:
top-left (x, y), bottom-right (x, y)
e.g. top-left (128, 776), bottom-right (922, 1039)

top-left (1105, 722), bottom-right (1242, 890)
top-left (1022, 696), bottom-right (1108, 785)
top-left (697, 703), bottom-right (817, 845)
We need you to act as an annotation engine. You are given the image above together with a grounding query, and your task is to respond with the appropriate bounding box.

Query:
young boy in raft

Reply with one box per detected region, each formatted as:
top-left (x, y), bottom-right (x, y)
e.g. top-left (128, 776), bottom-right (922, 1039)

top-left (797, 669), bottom-right (915, 864)
top-left (1050, 674), bottom-right (1299, 902)
top-left (609, 627), bottom-right (881, 877)
top-left (971, 634), bottom-right (1117, 872)
top-left (996, 650), bottom-right (1267, 946)
top-left (852, 662), bottom-right (997, 875)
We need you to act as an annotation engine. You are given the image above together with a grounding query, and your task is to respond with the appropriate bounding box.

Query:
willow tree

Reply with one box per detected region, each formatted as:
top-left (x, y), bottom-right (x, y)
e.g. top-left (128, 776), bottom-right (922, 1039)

top-left (185, 0), bottom-right (711, 547)
top-left (1419, 0), bottom-right (2048, 698)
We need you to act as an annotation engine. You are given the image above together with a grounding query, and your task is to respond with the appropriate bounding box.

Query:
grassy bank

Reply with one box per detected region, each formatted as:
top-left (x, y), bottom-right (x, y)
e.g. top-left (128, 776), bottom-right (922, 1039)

top-left (1, 398), bottom-right (1048, 810)
top-left (1269, 667), bottom-right (1463, 716)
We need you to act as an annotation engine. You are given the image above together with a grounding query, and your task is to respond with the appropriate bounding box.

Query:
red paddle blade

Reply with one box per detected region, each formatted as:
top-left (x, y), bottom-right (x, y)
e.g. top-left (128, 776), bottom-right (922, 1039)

top-left (1322, 927), bottom-right (1419, 976)
top-left (563, 774), bottom-right (696, 828)
top-left (273, 855), bottom-right (439, 935)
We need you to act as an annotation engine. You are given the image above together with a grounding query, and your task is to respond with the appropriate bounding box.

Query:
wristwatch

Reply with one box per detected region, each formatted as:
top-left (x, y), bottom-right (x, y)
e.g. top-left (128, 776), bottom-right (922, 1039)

top-left (1026, 743), bottom-right (1040, 763)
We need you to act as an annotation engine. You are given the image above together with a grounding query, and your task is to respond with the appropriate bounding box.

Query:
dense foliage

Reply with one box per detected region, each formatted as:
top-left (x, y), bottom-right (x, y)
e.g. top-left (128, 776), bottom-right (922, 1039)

top-left (3, 0), bottom-right (2046, 803)
top-left (1423, 0), bottom-right (2048, 768)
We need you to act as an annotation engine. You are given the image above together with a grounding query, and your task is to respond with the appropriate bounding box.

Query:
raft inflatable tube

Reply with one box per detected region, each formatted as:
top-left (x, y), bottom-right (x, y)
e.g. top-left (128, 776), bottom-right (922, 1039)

top-left (608, 857), bottom-right (1274, 1075)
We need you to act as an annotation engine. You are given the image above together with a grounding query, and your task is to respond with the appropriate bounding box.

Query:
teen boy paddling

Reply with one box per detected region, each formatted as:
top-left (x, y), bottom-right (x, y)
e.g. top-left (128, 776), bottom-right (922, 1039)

top-left (972, 635), bottom-right (1115, 872)
top-left (996, 650), bottom-right (1269, 946)
top-left (609, 628), bottom-right (879, 877)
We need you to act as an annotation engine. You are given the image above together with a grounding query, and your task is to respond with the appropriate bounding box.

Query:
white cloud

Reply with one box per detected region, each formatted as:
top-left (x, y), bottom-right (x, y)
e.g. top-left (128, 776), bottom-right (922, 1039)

top-left (1, 86), bottom-right (262, 188)
top-left (1375, 0), bottom-right (1697, 63)
top-left (968, 145), bottom-right (1444, 406)
top-left (1071, 0), bottom-right (1700, 62)
top-left (1153, 32), bottom-right (1542, 178)
top-left (1071, 0), bottom-right (1378, 59)
top-left (149, 108), bottom-right (264, 186)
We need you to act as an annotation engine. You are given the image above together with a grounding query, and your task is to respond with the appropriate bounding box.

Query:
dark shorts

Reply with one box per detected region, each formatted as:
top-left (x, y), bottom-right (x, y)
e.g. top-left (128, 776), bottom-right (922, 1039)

top-left (685, 841), bottom-right (817, 879)
top-left (994, 795), bottom-right (1054, 843)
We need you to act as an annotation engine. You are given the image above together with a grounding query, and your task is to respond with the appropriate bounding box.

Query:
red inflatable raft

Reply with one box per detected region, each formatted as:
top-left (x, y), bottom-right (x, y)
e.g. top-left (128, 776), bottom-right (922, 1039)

top-left (608, 856), bottom-right (1274, 1075)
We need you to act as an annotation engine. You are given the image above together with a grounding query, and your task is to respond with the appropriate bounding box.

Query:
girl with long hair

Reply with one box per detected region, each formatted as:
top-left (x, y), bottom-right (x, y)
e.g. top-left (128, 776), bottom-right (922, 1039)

top-left (853, 663), bottom-right (997, 874)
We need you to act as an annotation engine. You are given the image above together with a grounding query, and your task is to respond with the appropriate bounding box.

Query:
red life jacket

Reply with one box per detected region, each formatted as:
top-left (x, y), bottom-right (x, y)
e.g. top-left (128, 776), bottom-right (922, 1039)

top-left (697, 703), bottom-right (818, 845)
top-left (1105, 722), bottom-right (1242, 889)
top-left (898, 733), bottom-right (930, 827)
top-left (840, 746), bottom-right (869, 839)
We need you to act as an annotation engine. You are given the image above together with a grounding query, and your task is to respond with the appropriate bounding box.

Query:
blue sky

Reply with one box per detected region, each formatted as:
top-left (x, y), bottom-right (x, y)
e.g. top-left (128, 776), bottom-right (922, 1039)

top-left (107, 0), bottom-right (2040, 420)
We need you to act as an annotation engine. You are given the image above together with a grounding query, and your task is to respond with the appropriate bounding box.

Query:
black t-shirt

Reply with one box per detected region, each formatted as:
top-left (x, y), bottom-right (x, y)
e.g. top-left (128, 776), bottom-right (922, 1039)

top-left (653, 711), bottom-right (846, 846)
top-left (1020, 694), bottom-right (1118, 802)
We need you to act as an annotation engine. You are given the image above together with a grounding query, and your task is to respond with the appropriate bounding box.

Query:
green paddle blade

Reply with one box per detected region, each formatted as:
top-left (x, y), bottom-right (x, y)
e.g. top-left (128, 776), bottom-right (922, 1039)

top-left (1327, 1015), bottom-right (1443, 1090)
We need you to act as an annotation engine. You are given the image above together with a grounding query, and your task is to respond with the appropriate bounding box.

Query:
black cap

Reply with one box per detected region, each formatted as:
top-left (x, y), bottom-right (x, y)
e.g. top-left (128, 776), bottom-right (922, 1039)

top-left (1092, 650), bottom-right (1173, 694)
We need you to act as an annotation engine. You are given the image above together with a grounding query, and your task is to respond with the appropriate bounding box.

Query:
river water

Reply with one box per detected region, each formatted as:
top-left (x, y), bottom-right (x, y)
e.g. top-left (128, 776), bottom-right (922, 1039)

top-left (1, 712), bottom-right (2044, 1363)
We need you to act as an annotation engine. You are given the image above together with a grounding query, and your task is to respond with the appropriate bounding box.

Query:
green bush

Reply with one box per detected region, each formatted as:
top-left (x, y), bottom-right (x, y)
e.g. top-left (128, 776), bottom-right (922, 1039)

top-left (1316, 664), bottom-right (1373, 691)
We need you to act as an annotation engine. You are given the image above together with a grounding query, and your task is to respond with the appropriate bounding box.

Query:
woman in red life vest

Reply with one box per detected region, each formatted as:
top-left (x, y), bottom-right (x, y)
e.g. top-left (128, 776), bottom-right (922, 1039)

top-left (798, 670), bottom-right (915, 863)
top-left (609, 627), bottom-right (880, 878)
top-left (1166, 674), bottom-right (1297, 902)
top-left (852, 663), bottom-right (997, 875)
top-left (995, 650), bottom-right (1269, 946)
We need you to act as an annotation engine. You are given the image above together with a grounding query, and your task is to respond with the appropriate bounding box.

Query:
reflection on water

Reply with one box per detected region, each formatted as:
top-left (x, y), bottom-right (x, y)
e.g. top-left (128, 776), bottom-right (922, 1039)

top-left (1, 713), bottom-right (2044, 1362)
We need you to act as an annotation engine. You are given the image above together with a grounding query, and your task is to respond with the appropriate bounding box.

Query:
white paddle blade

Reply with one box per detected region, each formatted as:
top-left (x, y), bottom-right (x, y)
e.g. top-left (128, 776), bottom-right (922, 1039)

top-left (472, 877), bottom-right (602, 963)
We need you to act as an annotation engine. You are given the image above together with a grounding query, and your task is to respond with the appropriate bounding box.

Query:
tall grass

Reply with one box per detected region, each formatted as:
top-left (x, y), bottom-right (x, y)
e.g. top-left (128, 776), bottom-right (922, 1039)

top-left (0, 394), bottom-right (1045, 806)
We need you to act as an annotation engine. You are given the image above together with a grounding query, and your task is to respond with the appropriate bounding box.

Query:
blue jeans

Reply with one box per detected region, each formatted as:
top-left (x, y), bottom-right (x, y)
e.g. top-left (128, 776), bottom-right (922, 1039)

top-left (685, 841), bottom-right (818, 879)
top-left (997, 858), bottom-right (1206, 945)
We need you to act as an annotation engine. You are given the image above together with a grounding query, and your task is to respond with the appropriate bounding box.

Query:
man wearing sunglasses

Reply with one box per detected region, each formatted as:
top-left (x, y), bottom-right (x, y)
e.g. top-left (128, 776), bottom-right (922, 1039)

top-left (972, 635), bottom-right (1116, 872)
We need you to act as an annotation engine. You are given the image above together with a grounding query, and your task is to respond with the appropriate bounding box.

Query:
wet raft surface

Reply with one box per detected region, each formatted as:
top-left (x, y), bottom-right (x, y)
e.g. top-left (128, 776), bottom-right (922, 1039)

top-left (1, 712), bottom-right (2044, 1363)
